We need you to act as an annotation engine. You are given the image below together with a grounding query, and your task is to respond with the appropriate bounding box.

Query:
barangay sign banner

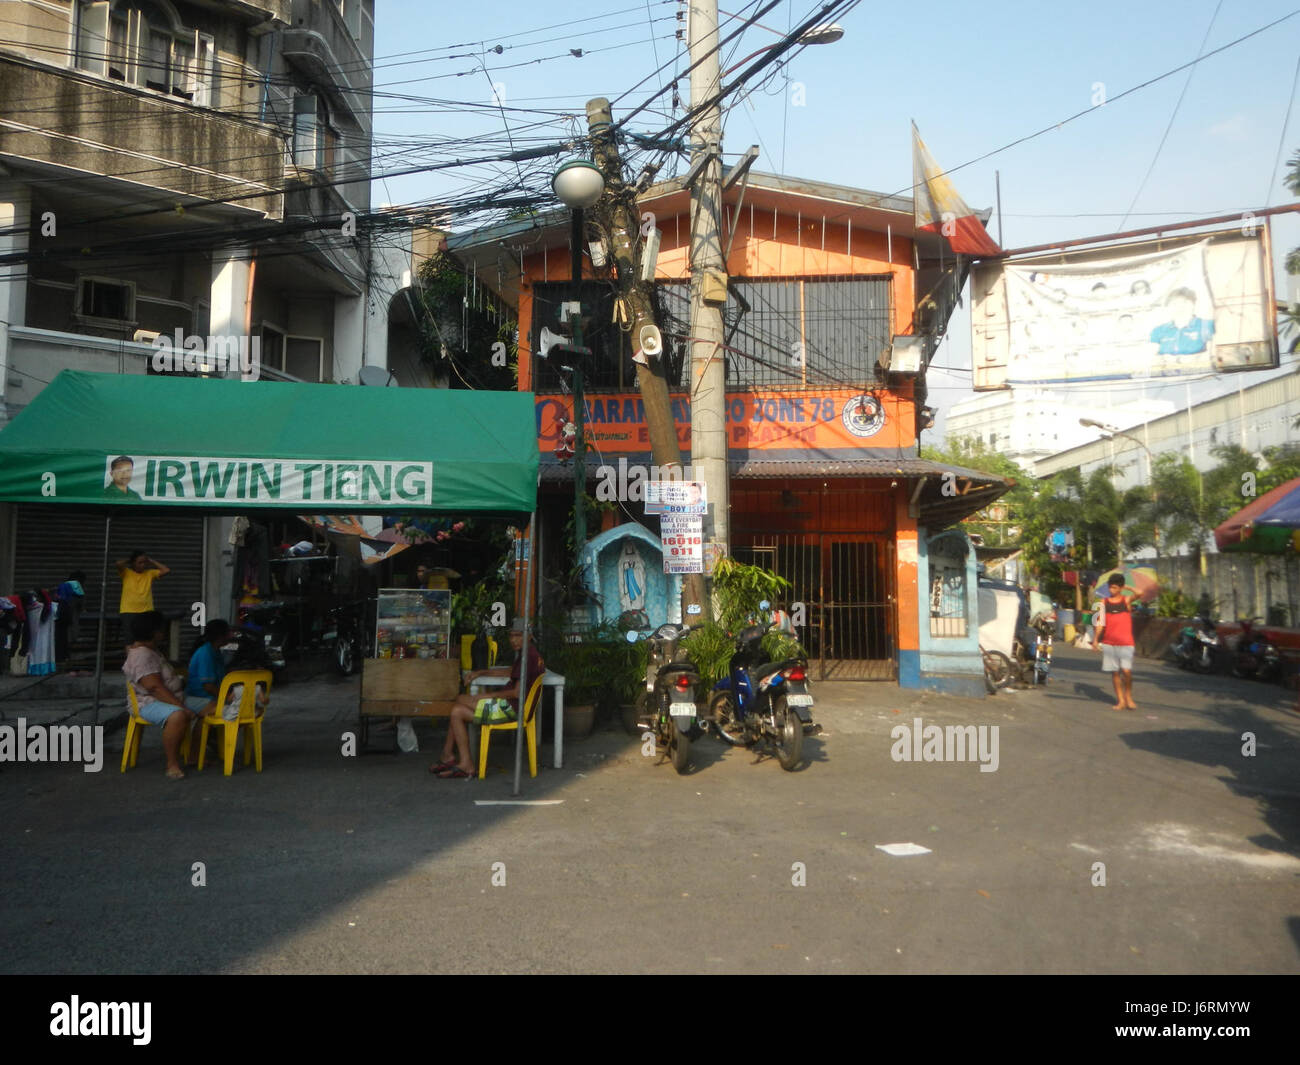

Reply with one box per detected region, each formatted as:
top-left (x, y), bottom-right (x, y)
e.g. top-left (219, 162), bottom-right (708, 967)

top-left (99, 455), bottom-right (434, 507)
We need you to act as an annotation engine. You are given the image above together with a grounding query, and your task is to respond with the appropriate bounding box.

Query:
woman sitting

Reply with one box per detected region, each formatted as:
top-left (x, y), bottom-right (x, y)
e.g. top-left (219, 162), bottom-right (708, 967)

top-left (122, 611), bottom-right (201, 780)
top-left (431, 618), bottom-right (543, 779)
top-left (185, 619), bottom-right (230, 712)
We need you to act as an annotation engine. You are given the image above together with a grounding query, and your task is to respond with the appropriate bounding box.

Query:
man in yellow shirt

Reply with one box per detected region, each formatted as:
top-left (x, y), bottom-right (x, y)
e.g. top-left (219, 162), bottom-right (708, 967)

top-left (117, 551), bottom-right (169, 644)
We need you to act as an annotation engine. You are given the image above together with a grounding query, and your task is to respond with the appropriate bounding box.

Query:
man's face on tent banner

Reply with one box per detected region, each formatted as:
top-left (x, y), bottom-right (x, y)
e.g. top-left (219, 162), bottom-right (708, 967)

top-left (109, 460), bottom-right (134, 490)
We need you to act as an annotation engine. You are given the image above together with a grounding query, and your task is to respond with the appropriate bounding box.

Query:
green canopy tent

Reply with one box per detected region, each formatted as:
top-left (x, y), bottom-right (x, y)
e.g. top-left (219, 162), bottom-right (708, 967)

top-left (0, 370), bottom-right (541, 791)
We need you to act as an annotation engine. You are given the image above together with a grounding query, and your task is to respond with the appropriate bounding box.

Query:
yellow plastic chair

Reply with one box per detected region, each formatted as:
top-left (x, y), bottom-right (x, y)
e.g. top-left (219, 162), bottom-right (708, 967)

top-left (461, 635), bottom-right (501, 669)
top-left (477, 673), bottom-right (545, 780)
top-left (121, 684), bottom-right (191, 772)
top-left (197, 669), bottom-right (272, 776)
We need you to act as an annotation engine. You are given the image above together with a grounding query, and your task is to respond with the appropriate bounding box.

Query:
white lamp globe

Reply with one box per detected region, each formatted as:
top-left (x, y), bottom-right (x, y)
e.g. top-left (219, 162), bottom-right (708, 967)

top-left (552, 159), bottom-right (605, 209)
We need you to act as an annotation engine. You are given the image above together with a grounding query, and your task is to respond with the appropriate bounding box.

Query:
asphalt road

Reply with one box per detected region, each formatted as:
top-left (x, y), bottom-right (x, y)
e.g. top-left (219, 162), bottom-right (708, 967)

top-left (1, 645), bottom-right (1297, 974)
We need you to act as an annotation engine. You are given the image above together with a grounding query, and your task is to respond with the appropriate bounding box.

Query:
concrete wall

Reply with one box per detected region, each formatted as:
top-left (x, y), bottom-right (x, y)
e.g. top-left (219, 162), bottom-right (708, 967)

top-left (1153, 553), bottom-right (1300, 625)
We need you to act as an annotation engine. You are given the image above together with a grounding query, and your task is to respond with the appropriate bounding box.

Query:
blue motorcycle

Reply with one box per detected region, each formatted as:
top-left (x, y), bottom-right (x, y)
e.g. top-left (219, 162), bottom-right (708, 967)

top-left (707, 602), bottom-right (815, 771)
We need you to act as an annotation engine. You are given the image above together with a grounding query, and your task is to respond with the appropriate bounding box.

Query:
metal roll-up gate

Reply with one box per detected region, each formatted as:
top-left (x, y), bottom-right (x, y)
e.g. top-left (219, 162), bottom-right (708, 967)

top-left (11, 505), bottom-right (204, 646)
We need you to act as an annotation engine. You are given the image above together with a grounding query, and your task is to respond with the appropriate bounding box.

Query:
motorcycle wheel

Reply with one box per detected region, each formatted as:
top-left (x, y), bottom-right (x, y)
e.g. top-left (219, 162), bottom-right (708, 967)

top-left (983, 650), bottom-right (1014, 690)
top-left (669, 720), bottom-right (691, 774)
top-left (709, 691), bottom-right (747, 747)
top-left (624, 691), bottom-right (650, 736)
top-left (773, 697), bottom-right (803, 771)
top-left (1193, 654), bottom-right (1214, 675)
top-left (334, 636), bottom-right (357, 676)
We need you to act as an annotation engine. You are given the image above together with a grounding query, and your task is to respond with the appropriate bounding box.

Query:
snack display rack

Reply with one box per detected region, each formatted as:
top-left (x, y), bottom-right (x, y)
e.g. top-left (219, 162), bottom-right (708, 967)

top-left (373, 588), bottom-right (451, 660)
top-left (359, 588), bottom-right (460, 745)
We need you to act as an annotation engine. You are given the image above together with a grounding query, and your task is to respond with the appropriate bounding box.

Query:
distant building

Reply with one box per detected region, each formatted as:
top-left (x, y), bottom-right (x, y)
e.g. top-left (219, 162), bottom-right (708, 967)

top-left (1036, 364), bottom-right (1300, 497)
top-left (946, 389), bottom-right (1175, 472)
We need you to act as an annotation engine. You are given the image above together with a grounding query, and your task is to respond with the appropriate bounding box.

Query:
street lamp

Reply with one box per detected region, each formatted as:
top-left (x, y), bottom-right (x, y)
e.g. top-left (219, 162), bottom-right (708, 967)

top-left (721, 23), bottom-right (845, 75)
top-left (552, 159), bottom-right (605, 569)
top-left (1080, 418), bottom-right (1160, 558)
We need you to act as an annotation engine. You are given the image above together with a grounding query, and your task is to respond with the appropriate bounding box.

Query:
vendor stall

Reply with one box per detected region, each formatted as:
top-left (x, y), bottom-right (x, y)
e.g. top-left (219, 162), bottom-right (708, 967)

top-left (0, 370), bottom-right (541, 790)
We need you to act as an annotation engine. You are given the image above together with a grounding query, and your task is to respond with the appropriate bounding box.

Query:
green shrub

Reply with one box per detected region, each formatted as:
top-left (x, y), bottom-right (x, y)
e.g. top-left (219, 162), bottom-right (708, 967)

top-left (1155, 589), bottom-right (1198, 618)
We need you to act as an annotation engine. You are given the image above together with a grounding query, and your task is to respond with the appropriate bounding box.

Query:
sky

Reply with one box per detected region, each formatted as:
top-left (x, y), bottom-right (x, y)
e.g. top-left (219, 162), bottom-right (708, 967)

top-left (369, 0), bottom-right (1300, 444)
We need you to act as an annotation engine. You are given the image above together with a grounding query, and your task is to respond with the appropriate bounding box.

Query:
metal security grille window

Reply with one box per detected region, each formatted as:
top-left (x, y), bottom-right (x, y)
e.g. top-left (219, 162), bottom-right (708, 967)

top-left (530, 282), bottom-right (687, 392)
top-left (656, 276), bottom-right (892, 389)
top-left (930, 566), bottom-right (968, 638)
top-left (531, 277), bottom-right (891, 393)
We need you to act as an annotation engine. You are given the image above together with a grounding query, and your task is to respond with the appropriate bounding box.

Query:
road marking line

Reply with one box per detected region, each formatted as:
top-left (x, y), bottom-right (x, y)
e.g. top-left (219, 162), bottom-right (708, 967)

top-left (474, 799), bottom-right (566, 806)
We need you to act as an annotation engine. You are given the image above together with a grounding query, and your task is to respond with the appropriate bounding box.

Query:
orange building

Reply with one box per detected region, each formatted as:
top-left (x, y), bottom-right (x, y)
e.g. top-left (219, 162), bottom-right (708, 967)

top-left (450, 172), bottom-right (1005, 688)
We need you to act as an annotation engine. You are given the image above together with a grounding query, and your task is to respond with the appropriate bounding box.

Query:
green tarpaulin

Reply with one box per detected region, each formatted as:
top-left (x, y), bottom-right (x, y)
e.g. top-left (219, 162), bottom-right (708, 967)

top-left (0, 371), bottom-right (538, 515)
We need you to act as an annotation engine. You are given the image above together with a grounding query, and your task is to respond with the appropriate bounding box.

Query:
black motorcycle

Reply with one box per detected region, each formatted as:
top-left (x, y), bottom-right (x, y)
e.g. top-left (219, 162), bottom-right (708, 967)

top-left (627, 622), bottom-right (702, 774)
top-left (1230, 618), bottom-right (1282, 682)
top-left (325, 600), bottom-right (365, 676)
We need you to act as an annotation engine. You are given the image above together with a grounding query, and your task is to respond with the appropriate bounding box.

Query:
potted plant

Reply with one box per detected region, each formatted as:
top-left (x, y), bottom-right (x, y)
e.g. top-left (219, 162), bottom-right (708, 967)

top-left (552, 639), bottom-right (602, 739)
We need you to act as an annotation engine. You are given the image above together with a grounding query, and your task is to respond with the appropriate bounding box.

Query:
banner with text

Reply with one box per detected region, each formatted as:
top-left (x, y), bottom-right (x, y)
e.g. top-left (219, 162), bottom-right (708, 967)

top-left (537, 387), bottom-right (913, 459)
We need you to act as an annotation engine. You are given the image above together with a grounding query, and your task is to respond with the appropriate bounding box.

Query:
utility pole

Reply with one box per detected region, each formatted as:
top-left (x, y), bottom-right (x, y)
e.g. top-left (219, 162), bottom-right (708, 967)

top-left (569, 209), bottom-right (587, 559)
top-left (585, 98), bottom-right (707, 612)
top-left (687, 0), bottom-right (730, 560)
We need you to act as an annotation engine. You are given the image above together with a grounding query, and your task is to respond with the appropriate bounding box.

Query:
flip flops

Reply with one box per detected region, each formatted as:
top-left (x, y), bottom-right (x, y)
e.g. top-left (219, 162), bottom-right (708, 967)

top-left (435, 766), bottom-right (473, 779)
top-left (428, 758), bottom-right (456, 774)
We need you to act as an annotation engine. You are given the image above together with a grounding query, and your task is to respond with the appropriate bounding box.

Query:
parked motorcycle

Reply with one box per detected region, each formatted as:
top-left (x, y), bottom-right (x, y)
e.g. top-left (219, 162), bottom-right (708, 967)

top-left (1230, 617), bottom-right (1282, 682)
top-left (626, 622), bottom-right (703, 774)
top-left (707, 601), bottom-right (814, 771)
top-left (1013, 612), bottom-right (1055, 686)
top-left (1170, 615), bottom-right (1218, 673)
top-left (324, 600), bottom-right (366, 676)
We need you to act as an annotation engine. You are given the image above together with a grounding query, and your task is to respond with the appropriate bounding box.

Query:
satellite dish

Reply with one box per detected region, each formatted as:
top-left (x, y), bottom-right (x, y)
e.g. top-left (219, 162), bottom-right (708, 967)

top-left (358, 365), bottom-right (395, 387)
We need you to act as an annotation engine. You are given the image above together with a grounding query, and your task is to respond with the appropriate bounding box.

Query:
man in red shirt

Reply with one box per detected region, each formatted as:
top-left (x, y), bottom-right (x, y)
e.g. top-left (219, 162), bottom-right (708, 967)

top-left (1094, 574), bottom-right (1137, 710)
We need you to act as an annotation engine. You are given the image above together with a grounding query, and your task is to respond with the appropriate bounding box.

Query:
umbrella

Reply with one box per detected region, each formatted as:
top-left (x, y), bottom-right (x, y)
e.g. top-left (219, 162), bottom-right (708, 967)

top-left (1096, 565), bottom-right (1159, 604)
top-left (1214, 477), bottom-right (1300, 554)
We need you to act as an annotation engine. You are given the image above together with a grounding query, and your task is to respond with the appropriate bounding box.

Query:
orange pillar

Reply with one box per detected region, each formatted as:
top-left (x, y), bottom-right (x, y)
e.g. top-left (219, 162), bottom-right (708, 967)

top-left (895, 490), bottom-right (921, 687)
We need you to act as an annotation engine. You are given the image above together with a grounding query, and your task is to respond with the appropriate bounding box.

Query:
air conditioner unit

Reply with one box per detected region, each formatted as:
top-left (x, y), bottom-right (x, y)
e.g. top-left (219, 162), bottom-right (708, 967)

top-left (133, 329), bottom-right (161, 344)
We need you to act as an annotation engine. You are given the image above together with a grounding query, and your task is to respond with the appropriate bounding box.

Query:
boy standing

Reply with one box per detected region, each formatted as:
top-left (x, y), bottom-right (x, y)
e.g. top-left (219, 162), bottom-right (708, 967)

top-left (1094, 574), bottom-right (1137, 710)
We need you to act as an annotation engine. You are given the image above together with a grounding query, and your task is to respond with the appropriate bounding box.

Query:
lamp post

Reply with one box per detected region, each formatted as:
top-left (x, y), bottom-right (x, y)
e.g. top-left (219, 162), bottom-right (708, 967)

top-left (552, 158), bottom-right (605, 569)
top-left (1080, 418), bottom-right (1160, 559)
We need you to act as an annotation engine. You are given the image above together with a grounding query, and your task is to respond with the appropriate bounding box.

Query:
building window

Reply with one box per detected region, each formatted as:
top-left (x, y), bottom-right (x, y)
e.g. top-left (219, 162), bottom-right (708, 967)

top-left (338, 0), bottom-right (363, 39)
top-left (75, 277), bottom-right (136, 323)
top-left (261, 330), bottom-right (324, 382)
top-left (75, 1), bottom-right (214, 104)
top-left (261, 324), bottom-right (285, 371)
top-left (293, 94), bottom-right (337, 174)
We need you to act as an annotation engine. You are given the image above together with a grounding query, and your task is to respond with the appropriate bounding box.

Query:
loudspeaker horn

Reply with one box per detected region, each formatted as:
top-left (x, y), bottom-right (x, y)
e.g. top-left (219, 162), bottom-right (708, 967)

top-left (638, 324), bottom-right (662, 359)
top-left (538, 326), bottom-right (565, 358)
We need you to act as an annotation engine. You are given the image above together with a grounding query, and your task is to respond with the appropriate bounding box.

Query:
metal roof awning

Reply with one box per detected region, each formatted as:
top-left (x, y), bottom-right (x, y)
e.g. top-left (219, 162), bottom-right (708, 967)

top-left (539, 454), bottom-right (1010, 528)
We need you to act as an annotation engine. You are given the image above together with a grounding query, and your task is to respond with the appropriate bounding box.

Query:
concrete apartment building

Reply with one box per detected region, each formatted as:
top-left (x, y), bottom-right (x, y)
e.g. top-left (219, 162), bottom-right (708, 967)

top-left (0, 0), bottom-right (409, 616)
top-left (945, 388), bottom-right (1175, 472)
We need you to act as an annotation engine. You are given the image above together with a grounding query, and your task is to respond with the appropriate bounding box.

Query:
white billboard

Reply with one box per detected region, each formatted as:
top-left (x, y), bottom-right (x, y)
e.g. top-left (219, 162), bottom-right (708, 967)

top-left (971, 228), bottom-right (1278, 389)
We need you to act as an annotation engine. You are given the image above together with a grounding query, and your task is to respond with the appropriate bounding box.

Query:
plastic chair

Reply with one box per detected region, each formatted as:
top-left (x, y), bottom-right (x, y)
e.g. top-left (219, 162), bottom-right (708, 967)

top-left (121, 684), bottom-right (191, 772)
top-left (477, 673), bottom-right (545, 780)
top-left (197, 669), bottom-right (272, 776)
top-left (461, 635), bottom-right (500, 669)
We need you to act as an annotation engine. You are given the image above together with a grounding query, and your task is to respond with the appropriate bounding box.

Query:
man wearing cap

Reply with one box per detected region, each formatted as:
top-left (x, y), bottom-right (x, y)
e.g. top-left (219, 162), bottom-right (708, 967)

top-left (431, 618), bottom-right (544, 779)
top-left (1094, 574), bottom-right (1137, 710)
